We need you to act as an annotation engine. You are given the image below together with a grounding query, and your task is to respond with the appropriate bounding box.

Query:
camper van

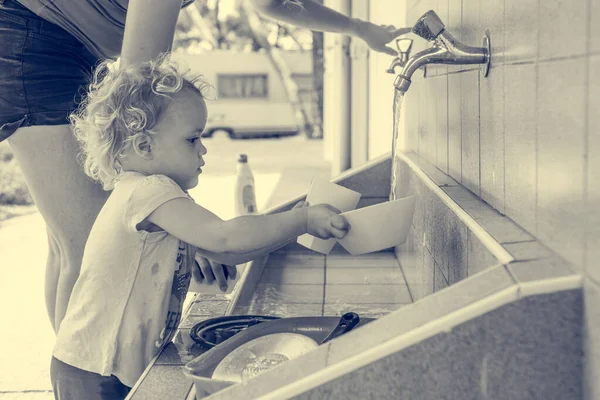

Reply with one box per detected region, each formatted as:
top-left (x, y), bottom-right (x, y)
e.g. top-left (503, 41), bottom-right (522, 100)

top-left (173, 50), bottom-right (312, 139)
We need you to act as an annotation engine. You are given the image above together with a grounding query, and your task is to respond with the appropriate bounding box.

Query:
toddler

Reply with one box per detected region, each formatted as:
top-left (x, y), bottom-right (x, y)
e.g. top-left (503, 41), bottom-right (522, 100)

top-left (50, 54), bottom-right (349, 400)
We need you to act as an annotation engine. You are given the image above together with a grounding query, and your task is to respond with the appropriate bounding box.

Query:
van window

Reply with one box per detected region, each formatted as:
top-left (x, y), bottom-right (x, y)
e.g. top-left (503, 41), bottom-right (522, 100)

top-left (217, 74), bottom-right (268, 99)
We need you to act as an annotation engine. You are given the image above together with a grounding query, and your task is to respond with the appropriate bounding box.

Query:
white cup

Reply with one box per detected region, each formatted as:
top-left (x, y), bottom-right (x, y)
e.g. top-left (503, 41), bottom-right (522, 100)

top-left (337, 195), bottom-right (416, 255)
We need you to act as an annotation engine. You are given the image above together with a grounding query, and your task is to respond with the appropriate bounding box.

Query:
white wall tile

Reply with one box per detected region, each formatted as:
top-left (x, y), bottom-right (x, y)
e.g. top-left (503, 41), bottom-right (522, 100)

top-left (504, 64), bottom-right (537, 235)
top-left (480, 63), bottom-right (505, 213)
top-left (539, 0), bottom-right (588, 60)
top-left (537, 59), bottom-right (587, 269)
top-left (461, 71), bottom-right (481, 195)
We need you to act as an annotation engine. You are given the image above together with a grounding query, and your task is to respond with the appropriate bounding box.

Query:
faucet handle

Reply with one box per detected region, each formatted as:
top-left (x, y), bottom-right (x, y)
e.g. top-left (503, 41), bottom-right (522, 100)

top-left (395, 38), bottom-right (413, 54)
top-left (412, 10), bottom-right (445, 41)
top-left (386, 39), bottom-right (413, 74)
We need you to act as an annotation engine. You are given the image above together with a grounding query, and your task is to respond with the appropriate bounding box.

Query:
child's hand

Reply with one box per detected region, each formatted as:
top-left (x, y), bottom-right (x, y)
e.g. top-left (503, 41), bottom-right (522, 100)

top-left (306, 204), bottom-right (350, 240)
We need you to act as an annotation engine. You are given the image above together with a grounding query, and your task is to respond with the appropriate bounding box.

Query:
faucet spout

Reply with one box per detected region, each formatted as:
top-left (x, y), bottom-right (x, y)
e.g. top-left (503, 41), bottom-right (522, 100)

top-left (394, 10), bottom-right (490, 94)
top-left (386, 57), bottom-right (405, 74)
top-left (386, 38), bottom-right (413, 74)
top-left (393, 46), bottom-right (447, 93)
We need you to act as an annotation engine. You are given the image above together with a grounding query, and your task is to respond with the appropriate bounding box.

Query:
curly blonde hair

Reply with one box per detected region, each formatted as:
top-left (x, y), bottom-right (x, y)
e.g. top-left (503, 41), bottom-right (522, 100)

top-left (70, 53), bottom-right (211, 190)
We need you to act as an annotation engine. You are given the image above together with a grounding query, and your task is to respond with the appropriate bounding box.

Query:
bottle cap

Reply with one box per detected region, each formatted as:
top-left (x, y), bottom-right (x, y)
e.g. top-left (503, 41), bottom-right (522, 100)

top-left (238, 154), bottom-right (248, 163)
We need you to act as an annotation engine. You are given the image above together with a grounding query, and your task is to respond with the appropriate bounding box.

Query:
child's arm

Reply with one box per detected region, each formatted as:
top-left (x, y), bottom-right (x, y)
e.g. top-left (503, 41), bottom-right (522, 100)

top-left (195, 237), bottom-right (296, 266)
top-left (195, 201), bottom-right (308, 265)
top-left (146, 198), bottom-right (347, 265)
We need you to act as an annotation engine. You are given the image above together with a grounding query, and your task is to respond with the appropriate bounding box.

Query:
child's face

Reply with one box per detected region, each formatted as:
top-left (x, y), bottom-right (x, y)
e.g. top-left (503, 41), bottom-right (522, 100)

top-left (150, 88), bottom-right (208, 190)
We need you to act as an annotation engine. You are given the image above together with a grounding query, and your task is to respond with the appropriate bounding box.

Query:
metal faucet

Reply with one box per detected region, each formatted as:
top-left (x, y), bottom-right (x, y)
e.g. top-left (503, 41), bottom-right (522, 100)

top-left (386, 38), bottom-right (413, 74)
top-left (393, 10), bottom-right (490, 93)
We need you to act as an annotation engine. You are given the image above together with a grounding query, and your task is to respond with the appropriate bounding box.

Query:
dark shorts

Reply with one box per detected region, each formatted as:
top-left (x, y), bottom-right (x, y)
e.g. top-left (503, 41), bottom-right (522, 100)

top-left (0, 0), bottom-right (100, 142)
top-left (50, 356), bottom-right (132, 400)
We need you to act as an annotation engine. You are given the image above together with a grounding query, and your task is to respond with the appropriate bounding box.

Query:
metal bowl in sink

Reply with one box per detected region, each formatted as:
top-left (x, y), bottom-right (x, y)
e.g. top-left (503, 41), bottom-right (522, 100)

top-left (184, 312), bottom-right (372, 396)
top-left (211, 333), bottom-right (319, 383)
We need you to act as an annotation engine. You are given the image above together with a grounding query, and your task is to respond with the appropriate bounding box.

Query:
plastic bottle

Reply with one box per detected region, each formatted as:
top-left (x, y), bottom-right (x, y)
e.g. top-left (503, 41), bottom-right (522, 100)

top-left (234, 154), bottom-right (257, 216)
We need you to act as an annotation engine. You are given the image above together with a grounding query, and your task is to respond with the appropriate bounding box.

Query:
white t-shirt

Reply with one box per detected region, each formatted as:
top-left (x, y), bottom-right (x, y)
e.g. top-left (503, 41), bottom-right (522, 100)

top-left (53, 172), bottom-right (195, 387)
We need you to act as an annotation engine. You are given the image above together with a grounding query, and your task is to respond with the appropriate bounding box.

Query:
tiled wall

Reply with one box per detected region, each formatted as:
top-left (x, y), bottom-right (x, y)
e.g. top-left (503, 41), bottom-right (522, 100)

top-left (394, 156), bottom-right (500, 301)
top-left (403, 0), bottom-right (599, 270)
top-left (400, 0), bottom-right (599, 397)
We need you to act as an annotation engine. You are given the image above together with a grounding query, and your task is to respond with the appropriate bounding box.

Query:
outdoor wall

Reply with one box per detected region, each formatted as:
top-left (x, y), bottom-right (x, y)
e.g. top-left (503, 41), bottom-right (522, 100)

top-left (323, 0), bottom-right (409, 173)
top-left (398, 0), bottom-right (599, 397)
top-left (322, 0), bottom-right (351, 173)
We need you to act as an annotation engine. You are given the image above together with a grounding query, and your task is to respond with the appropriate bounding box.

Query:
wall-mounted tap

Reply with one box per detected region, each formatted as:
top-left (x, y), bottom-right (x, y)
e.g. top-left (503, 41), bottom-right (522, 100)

top-left (394, 10), bottom-right (491, 94)
top-left (386, 38), bottom-right (413, 74)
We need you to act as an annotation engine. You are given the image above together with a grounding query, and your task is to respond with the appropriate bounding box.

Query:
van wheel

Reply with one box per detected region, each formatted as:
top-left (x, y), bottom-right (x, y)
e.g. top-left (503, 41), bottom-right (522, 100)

top-left (211, 129), bottom-right (234, 139)
top-left (227, 130), bottom-right (239, 139)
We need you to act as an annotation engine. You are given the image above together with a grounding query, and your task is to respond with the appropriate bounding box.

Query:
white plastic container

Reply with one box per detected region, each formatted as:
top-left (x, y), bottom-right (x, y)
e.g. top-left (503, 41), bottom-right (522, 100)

top-left (337, 195), bottom-right (416, 255)
top-left (234, 154), bottom-right (258, 217)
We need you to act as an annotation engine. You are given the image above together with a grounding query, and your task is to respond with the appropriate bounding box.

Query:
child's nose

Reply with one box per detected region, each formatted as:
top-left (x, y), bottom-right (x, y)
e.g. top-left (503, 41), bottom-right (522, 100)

top-left (198, 143), bottom-right (207, 156)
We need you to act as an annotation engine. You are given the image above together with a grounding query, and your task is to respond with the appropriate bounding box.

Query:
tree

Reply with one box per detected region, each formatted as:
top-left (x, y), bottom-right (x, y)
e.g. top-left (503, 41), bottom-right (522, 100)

top-left (172, 0), bottom-right (320, 138)
top-left (237, 0), bottom-right (314, 136)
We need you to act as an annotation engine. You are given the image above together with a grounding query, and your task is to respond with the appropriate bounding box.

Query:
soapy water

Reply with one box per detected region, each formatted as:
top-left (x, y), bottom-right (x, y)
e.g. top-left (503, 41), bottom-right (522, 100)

top-left (212, 333), bottom-right (318, 382)
top-left (245, 285), bottom-right (321, 317)
top-left (325, 299), bottom-right (400, 318)
top-left (390, 91), bottom-right (405, 201)
top-left (239, 286), bottom-right (399, 319)
top-left (241, 352), bottom-right (290, 381)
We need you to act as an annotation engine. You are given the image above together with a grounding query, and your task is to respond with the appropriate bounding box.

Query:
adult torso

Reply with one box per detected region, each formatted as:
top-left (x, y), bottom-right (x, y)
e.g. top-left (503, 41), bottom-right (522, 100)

top-left (16, 0), bottom-right (194, 59)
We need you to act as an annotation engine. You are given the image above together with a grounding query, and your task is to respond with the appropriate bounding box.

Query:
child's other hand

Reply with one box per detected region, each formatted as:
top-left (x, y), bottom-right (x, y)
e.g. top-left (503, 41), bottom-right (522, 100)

top-left (306, 204), bottom-right (350, 240)
top-left (193, 255), bottom-right (237, 292)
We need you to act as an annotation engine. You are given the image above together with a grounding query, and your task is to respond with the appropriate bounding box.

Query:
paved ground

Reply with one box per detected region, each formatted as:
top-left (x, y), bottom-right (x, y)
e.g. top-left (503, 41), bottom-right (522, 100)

top-left (0, 135), bottom-right (329, 399)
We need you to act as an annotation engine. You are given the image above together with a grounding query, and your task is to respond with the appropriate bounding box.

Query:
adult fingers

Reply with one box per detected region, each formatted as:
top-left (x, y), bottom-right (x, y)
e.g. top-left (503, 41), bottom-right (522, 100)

top-left (393, 27), bottom-right (412, 37)
top-left (210, 259), bottom-right (228, 292)
top-left (382, 45), bottom-right (398, 56)
top-left (197, 256), bottom-right (215, 284)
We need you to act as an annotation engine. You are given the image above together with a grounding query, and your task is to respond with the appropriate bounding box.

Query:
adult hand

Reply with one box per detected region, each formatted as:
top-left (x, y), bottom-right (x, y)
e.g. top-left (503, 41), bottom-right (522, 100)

top-left (192, 255), bottom-right (237, 292)
top-left (353, 20), bottom-right (412, 56)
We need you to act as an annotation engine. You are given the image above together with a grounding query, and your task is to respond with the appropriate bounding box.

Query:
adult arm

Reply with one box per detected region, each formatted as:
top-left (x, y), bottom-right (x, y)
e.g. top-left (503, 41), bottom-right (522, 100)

top-left (120, 0), bottom-right (184, 67)
top-left (249, 0), bottom-right (412, 55)
top-left (250, 0), bottom-right (359, 35)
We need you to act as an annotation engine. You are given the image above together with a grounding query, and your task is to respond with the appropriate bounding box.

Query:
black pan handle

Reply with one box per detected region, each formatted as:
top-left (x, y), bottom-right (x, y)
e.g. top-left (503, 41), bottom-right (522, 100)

top-left (320, 312), bottom-right (360, 344)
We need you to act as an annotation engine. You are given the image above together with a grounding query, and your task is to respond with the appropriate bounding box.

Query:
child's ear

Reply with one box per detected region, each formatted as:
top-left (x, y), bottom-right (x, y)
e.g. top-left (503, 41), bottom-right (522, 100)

top-left (132, 134), bottom-right (154, 159)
